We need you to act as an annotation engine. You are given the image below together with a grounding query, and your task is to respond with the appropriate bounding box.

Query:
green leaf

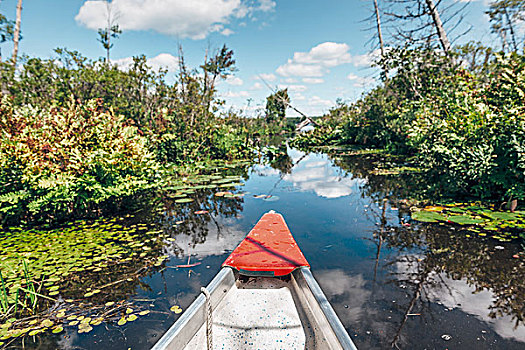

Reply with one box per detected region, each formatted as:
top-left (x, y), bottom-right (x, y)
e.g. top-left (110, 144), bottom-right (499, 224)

top-left (483, 212), bottom-right (519, 221)
top-left (411, 211), bottom-right (447, 223)
top-left (52, 326), bottom-right (63, 334)
top-left (447, 216), bottom-right (484, 225)
top-left (174, 198), bottom-right (194, 203)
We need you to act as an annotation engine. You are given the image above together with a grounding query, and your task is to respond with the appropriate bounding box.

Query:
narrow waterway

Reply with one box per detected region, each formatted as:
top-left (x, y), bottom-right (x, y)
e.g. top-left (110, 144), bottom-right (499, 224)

top-left (5, 148), bottom-right (525, 349)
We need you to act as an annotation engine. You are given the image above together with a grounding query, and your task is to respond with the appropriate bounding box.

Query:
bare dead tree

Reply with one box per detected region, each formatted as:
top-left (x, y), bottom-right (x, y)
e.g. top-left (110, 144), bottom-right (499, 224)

top-left (425, 0), bottom-right (451, 53)
top-left (12, 0), bottom-right (22, 65)
top-left (383, 0), bottom-right (469, 54)
top-left (373, 0), bottom-right (385, 56)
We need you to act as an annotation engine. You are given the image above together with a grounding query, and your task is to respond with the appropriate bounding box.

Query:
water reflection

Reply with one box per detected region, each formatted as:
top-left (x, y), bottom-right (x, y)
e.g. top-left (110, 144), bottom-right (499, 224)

top-left (283, 149), bottom-right (364, 198)
top-left (8, 148), bottom-right (523, 349)
top-left (316, 270), bottom-right (371, 324)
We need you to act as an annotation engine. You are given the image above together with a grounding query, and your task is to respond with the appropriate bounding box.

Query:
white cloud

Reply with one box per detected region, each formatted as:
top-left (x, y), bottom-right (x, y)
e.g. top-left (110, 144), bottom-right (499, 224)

top-left (284, 77), bottom-right (298, 83)
top-left (352, 49), bottom-right (381, 67)
top-left (76, 0), bottom-right (273, 40)
top-left (276, 42), bottom-right (378, 78)
top-left (165, 218), bottom-right (246, 258)
top-left (283, 153), bottom-right (363, 198)
top-left (258, 0), bottom-right (276, 12)
top-left (396, 260), bottom-right (525, 343)
top-left (223, 90), bottom-right (250, 98)
top-left (308, 96), bottom-right (333, 108)
top-left (302, 77), bottom-right (324, 84)
top-left (276, 42), bottom-right (353, 77)
top-left (221, 28), bottom-right (234, 36)
top-left (225, 76), bottom-right (244, 86)
top-left (292, 42), bottom-right (352, 67)
top-left (276, 62), bottom-right (325, 77)
top-left (293, 93), bottom-right (306, 101)
top-left (112, 53), bottom-right (179, 72)
top-left (347, 73), bottom-right (376, 87)
top-left (316, 270), bottom-right (371, 324)
top-left (250, 82), bottom-right (264, 90)
top-left (258, 73), bottom-right (276, 81)
top-left (278, 84), bottom-right (307, 92)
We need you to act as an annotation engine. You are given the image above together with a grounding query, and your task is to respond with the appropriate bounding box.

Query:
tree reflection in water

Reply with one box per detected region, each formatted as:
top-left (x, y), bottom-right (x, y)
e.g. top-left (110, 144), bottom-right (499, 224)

top-left (325, 150), bottom-right (524, 348)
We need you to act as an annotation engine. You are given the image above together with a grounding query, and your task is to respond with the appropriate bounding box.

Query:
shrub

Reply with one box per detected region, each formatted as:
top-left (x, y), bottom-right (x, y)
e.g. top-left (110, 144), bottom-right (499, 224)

top-left (0, 97), bottom-right (161, 224)
top-left (293, 48), bottom-right (525, 202)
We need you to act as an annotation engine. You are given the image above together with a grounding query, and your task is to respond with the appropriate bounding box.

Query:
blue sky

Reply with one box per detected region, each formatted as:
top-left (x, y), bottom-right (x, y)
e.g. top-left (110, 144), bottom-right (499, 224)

top-left (0, 0), bottom-right (493, 117)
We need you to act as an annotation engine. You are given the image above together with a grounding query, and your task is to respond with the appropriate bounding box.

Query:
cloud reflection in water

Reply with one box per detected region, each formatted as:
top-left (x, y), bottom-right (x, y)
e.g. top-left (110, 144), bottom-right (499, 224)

top-left (284, 151), bottom-right (364, 199)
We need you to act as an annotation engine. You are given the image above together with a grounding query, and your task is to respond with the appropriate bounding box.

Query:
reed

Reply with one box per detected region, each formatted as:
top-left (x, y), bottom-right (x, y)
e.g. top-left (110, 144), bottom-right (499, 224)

top-left (0, 271), bottom-right (8, 315)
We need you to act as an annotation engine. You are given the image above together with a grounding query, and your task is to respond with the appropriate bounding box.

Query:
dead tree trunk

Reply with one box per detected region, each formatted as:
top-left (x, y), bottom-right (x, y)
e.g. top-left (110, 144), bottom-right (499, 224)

top-left (373, 0), bottom-right (385, 56)
top-left (12, 0), bottom-right (22, 65)
top-left (424, 0), bottom-right (451, 54)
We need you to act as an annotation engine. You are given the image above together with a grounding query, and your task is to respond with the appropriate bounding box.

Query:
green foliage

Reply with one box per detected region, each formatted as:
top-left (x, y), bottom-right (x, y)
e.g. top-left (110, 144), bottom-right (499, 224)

top-left (97, 24), bottom-right (121, 59)
top-left (265, 89), bottom-right (289, 123)
top-left (0, 45), bottom-right (266, 224)
top-left (0, 13), bottom-right (14, 45)
top-left (0, 97), bottom-right (161, 224)
top-left (406, 52), bottom-right (525, 200)
top-left (3, 49), bottom-right (175, 125)
top-left (486, 0), bottom-right (525, 52)
top-left (294, 45), bottom-right (525, 202)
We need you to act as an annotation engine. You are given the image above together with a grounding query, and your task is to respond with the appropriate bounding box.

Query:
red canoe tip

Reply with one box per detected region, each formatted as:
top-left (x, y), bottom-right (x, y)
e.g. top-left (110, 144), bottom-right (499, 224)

top-left (223, 212), bottom-right (309, 276)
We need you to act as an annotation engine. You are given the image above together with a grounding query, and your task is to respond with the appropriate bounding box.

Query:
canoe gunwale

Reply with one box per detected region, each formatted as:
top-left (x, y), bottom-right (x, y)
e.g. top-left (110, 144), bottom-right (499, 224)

top-left (150, 267), bottom-right (235, 350)
top-left (295, 267), bottom-right (358, 350)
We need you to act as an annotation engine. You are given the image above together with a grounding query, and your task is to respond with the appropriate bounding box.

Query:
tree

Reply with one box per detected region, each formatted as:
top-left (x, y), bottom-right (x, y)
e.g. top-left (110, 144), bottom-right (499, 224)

top-left (12, 0), bottom-right (22, 65)
top-left (265, 89), bottom-right (289, 123)
top-left (201, 44), bottom-right (236, 111)
top-left (384, 0), bottom-right (466, 55)
top-left (372, 0), bottom-right (385, 57)
top-left (487, 0), bottom-right (525, 52)
top-left (425, 0), bottom-right (451, 54)
top-left (0, 13), bottom-right (14, 62)
top-left (97, 1), bottom-right (121, 63)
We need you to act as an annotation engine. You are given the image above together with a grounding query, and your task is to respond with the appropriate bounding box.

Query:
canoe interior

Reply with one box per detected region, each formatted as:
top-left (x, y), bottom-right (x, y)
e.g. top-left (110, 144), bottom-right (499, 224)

top-left (152, 267), bottom-right (357, 350)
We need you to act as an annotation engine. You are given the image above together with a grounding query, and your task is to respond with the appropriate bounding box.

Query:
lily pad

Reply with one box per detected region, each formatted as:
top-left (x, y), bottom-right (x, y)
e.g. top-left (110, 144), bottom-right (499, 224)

top-left (170, 305), bottom-right (183, 314)
top-left (219, 183), bottom-right (243, 188)
top-left (411, 211), bottom-right (447, 223)
top-left (174, 198), bottom-right (194, 204)
top-left (78, 325), bottom-right (93, 334)
top-left (52, 326), bottom-right (64, 334)
top-left (446, 207), bottom-right (466, 213)
top-left (263, 195), bottom-right (280, 202)
top-left (483, 212), bottom-right (519, 221)
top-left (448, 216), bottom-right (484, 225)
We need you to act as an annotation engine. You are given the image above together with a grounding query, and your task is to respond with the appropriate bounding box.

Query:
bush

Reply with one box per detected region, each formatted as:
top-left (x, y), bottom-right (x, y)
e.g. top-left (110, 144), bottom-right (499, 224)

top-left (408, 54), bottom-right (525, 200)
top-left (293, 47), bottom-right (525, 202)
top-left (0, 97), bottom-right (161, 224)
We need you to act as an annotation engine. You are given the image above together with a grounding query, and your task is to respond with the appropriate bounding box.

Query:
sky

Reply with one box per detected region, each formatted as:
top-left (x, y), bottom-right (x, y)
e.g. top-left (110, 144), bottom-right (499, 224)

top-left (0, 0), bottom-right (495, 117)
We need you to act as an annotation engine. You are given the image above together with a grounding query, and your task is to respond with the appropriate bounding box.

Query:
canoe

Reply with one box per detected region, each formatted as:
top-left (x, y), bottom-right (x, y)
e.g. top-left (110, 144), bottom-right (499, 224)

top-left (152, 211), bottom-right (358, 350)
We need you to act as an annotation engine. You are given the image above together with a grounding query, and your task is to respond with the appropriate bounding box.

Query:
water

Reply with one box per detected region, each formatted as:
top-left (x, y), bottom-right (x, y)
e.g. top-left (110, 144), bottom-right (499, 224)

top-left (6, 149), bottom-right (525, 349)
